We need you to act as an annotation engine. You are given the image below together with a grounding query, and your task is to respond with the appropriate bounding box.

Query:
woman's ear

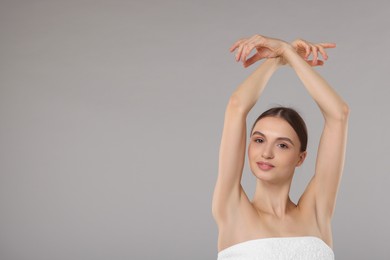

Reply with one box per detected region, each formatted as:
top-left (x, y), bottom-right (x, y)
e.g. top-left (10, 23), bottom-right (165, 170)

top-left (296, 151), bottom-right (307, 167)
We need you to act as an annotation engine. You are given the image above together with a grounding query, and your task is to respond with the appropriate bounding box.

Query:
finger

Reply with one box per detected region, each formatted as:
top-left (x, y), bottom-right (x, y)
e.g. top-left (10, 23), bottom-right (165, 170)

top-left (304, 43), bottom-right (310, 60)
top-left (240, 45), bottom-right (248, 62)
top-left (319, 42), bottom-right (336, 49)
top-left (311, 46), bottom-right (318, 65)
top-left (243, 53), bottom-right (262, 67)
top-left (229, 39), bottom-right (244, 52)
top-left (247, 34), bottom-right (261, 45)
top-left (236, 43), bottom-right (245, 62)
top-left (296, 40), bottom-right (310, 59)
top-left (317, 45), bottom-right (328, 60)
top-left (230, 42), bottom-right (239, 52)
top-left (240, 36), bottom-right (258, 61)
top-left (307, 60), bottom-right (324, 66)
top-left (240, 39), bottom-right (254, 62)
top-left (239, 43), bottom-right (249, 62)
top-left (242, 45), bottom-right (249, 62)
top-left (296, 40), bottom-right (311, 60)
top-left (242, 43), bottom-right (256, 62)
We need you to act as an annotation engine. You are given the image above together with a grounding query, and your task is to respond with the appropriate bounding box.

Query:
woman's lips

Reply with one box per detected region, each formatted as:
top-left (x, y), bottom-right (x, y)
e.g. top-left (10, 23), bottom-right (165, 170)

top-left (257, 161), bottom-right (275, 171)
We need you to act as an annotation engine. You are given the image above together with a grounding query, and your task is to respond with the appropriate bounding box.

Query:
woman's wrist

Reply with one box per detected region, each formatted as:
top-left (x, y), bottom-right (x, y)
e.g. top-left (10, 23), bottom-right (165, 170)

top-left (273, 43), bottom-right (293, 66)
top-left (281, 44), bottom-right (303, 66)
top-left (280, 43), bottom-right (295, 57)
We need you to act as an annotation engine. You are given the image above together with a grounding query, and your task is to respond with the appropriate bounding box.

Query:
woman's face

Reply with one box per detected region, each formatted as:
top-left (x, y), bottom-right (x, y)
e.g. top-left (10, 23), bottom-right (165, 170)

top-left (248, 116), bottom-right (306, 183)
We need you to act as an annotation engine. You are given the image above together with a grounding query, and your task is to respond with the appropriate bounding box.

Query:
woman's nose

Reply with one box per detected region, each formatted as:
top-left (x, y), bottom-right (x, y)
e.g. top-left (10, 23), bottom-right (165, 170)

top-left (261, 145), bottom-right (274, 159)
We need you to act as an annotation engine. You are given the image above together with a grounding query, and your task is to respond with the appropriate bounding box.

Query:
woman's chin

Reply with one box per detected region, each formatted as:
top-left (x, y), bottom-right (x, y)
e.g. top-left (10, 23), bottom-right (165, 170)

top-left (252, 170), bottom-right (273, 181)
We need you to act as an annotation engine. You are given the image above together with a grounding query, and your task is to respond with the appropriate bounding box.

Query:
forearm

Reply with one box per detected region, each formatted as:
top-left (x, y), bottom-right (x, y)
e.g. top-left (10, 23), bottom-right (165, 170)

top-left (283, 46), bottom-right (349, 121)
top-left (231, 58), bottom-right (281, 114)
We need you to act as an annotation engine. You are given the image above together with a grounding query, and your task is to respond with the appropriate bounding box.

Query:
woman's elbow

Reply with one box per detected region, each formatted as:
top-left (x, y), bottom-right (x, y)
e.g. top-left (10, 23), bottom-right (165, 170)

top-left (227, 94), bottom-right (248, 114)
top-left (326, 103), bottom-right (350, 122)
top-left (340, 103), bottom-right (350, 121)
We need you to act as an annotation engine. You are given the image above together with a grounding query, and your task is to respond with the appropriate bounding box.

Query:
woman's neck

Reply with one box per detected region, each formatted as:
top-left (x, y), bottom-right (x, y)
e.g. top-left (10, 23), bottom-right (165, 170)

top-left (252, 178), bottom-right (295, 219)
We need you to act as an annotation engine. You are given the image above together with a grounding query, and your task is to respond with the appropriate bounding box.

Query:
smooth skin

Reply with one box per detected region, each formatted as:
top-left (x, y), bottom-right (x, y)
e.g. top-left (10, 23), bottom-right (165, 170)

top-left (211, 34), bottom-right (349, 253)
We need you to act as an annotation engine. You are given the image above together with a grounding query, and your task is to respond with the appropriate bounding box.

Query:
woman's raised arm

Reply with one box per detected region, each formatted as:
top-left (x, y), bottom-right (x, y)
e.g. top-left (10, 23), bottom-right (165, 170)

top-left (212, 37), bottom-right (282, 223)
top-left (282, 40), bottom-right (350, 222)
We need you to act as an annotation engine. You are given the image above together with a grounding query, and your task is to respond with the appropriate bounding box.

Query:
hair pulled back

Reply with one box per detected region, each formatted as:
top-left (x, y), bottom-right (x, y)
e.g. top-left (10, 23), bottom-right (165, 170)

top-left (250, 107), bottom-right (308, 152)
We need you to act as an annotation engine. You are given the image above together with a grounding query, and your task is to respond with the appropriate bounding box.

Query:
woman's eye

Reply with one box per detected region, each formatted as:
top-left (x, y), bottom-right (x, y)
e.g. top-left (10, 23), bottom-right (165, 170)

top-left (255, 139), bottom-right (264, 143)
top-left (278, 143), bottom-right (288, 149)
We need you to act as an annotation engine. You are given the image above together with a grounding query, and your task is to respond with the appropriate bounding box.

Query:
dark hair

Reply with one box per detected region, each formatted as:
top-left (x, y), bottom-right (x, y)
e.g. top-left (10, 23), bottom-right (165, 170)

top-left (250, 107), bottom-right (308, 152)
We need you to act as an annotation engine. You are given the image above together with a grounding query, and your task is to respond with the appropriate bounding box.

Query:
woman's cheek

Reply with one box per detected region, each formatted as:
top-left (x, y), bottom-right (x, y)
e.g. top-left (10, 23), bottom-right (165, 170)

top-left (285, 152), bottom-right (300, 167)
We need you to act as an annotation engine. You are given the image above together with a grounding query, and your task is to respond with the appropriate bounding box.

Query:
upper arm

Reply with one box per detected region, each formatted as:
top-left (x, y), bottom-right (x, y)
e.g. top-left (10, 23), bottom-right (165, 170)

top-left (212, 96), bottom-right (248, 223)
top-left (298, 108), bottom-right (349, 221)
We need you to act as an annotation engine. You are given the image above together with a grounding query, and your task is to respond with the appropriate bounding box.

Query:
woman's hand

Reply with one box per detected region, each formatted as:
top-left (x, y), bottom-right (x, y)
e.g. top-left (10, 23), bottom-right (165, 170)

top-left (229, 34), bottom-right (290, 68)
top-left (291, 39), bottom-right (336, 66)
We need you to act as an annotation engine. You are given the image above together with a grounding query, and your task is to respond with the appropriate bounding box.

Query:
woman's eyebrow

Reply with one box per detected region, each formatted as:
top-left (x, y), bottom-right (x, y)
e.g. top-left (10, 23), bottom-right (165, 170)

top-left (251, 131), bottom-right (295, 146)
top-left (277, 137), bottom-right (295, 146)
top-left (252, 131), bottom-right (265, 137)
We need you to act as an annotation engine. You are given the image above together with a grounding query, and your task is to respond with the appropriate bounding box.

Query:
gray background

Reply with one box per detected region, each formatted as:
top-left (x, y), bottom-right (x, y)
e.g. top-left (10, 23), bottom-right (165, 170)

top-left (1, 0), bottom-right (389, 259)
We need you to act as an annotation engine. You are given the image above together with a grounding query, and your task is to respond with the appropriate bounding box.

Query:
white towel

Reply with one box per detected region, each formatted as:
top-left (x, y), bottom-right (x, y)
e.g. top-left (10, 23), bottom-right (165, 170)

top-left (217, 236), bottom-right (334, 260)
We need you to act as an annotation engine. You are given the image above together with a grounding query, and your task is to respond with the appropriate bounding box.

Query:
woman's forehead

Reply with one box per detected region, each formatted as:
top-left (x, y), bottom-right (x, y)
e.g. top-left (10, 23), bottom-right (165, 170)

top-left (252, 117), bottom-right (298, 139)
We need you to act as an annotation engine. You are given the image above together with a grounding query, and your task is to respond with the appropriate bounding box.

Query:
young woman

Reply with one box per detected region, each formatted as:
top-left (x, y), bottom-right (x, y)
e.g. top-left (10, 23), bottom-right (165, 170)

top-left (212, 34), bottom-right (349, 260)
